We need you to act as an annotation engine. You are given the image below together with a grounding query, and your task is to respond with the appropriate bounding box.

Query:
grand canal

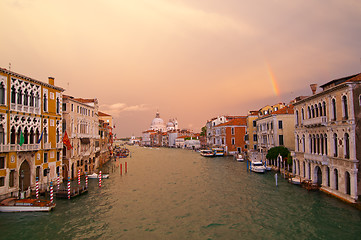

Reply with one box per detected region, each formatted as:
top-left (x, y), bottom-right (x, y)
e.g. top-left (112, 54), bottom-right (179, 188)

top-left (2, 146), bottom-right (361, 239)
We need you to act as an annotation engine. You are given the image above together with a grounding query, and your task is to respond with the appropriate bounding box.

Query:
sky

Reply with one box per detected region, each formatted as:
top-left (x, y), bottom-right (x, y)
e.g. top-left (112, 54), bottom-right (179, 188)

top-left (1, 0), bottom-right (361, 137)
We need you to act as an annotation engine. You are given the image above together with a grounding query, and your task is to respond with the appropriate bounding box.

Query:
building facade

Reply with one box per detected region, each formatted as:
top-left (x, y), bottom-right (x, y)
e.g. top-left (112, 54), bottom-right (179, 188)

top-left (0, 68), bottom-right (64, 199)
top-left (292, 73), bottom-right (361, 203)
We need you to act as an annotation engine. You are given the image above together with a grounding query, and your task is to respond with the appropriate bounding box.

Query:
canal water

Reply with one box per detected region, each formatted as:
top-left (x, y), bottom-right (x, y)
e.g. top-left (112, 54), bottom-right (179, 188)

top-left (1, 146), bottom-right (361, 239)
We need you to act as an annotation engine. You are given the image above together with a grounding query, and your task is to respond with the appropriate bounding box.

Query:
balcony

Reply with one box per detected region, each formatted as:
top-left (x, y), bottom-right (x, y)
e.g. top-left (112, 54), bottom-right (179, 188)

top-left (9, 144), bottom-right (40, 151)
top-left (44, 142), bottom-right (51, 149)
top-left (304, 153), bottom-right (328, 165)
top-left (56, 142), bottom-right (63, 149)
top-left (303, 116), bottom-right (327, 127)
top-left (0, 145), bottom-right (10, 152)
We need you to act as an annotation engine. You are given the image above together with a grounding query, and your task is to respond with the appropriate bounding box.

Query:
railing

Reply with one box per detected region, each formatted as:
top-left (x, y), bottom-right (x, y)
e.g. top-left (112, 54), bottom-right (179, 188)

top-left (0, 145), bottom-right (10, 152)
top-left (303, 116), bottom-right (327, 127)
top-left (10, 103), bottom-right (16, 110)
top-left (304, 153), bottom-right (328, 165)
top-left (9, 144), bottom-right (40, 151)
top-left (44, 142), bottom-right (51, 149)
top-left (56, 142), bottom-right (63, 149)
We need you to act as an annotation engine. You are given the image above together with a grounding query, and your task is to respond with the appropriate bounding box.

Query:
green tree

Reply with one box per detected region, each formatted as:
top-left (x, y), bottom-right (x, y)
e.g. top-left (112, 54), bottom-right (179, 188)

top-left (266, 146), bottom-right (290, 160)
top-left (200, 126), bottom-right (206, 137)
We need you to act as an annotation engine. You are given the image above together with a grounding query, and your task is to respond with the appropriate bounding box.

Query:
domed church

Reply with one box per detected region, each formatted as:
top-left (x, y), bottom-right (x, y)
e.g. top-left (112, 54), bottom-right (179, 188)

top-left (150, 111), bottom-right (166, 132)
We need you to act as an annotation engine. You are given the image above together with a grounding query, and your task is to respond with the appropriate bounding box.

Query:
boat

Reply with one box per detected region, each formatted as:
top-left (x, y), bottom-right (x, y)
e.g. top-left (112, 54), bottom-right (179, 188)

top-left (236, 153), bottom-right (244, 162)
top-left (0, 198), bottom-right (56, 212)
top-left (87, 173), bottom-right (109, 179)
top-left (290, 177), bottom-right (301, 185)
top-left (212, 148), bottom-right (225, 157)
top-left (250, 161), bottom-right (266, 173)
top-left (200, 149), bottom-right (215, 157)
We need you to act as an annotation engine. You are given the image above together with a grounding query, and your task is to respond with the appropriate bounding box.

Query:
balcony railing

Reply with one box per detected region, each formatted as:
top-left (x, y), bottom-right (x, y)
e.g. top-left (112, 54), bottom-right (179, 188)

top-left (0, 145), bottom-right (10, 152)
top-left (303, 116), bottom-right (327, 127)
top-left (9, 144), bottom-right (40, 151)
top-left (304, 153), bottom-right (328, 165)
top-left (56, 142), bottom-right (63, 149)
top-left (44, 142), bottom-right (51, 149)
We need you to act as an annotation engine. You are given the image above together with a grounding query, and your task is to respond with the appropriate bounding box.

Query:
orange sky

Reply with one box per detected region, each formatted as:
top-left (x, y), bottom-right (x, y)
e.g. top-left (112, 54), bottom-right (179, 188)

top-left (1, 0), bottom-right (361, 137)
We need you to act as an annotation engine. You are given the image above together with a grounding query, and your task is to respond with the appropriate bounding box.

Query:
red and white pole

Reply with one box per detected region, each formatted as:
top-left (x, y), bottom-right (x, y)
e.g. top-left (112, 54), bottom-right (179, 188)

top-left (98, 171), bottom-right (102, 187)
top-left (78, 169), bottom-right (81, 185)
top-left (125, 162), bottom-right (127, 173)
top-left (50, 181), bottom-right (53, 203)
top-left (120, 164), bottom-right (122, 176)
top-left (36, 177), bottom-right (39, 199)
top-left (57, 173), bottom-right (60, 191)
top-left (85, 174), bottom-right (88, 189)
top-left (67, 177), bottom-right (71, 200)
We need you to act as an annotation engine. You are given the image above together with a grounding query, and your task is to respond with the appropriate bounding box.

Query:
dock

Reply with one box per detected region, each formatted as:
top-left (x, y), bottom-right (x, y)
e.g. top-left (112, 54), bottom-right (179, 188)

top-left (55, 185), bottom-right (88, 199)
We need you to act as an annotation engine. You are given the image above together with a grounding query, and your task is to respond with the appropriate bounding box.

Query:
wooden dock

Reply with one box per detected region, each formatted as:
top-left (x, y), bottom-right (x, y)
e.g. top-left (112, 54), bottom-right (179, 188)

top-left (55, 185), bottom-right (88, 199)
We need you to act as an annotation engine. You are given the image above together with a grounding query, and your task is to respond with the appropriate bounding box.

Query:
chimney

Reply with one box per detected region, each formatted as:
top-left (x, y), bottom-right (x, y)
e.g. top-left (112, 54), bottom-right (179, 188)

top-left (48, 77), bottom-right (54, 85)
top-left (310, 84), bottom-right (317, 95)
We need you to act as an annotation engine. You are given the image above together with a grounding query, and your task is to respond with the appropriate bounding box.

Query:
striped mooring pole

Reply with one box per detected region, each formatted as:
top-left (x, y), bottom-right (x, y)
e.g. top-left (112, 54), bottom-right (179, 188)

top-left (36, 177), bottom-right (39, 199)
top-left (78, 169), bottom-right (81, 185)
top-left (50, 181), bottom-right (53, 203)
top-left (120, 164), bottom-right (122, 176)
top-left (99, 171), bottom-right (102, 187)
top-left (125, 162), bottom-right (128, 173)
top-left (85, 173), bottom-right (88, 189)
top-left (67, 177), bottom-right (71, 200)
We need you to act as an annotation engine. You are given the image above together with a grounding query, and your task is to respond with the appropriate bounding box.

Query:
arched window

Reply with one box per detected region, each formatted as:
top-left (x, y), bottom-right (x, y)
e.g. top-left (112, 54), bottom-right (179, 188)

top-left (319, 103), bottom-right (322, 116)
top-left (345, 171), bottom-right (351, 195)
top-left (30, 128), bottom-right (34, 144)
top-left (302, 135), bottom-right (305, 152)
top-left (309, 134), bottom-right (312, 153)
top-left (10, 127), bottom-right (16, 144)
top-left (303, 162), bottom-right (306, 178)
top-left (29, 91), bottom-right (34, 107)
top-left (334, 169), bottom-right (339, 190)
top-left (24, 127), bottom-right (29, 144)
top-left (44, 128), bottom-right (48, 143)
top-left (11, 86), bottom-right (16, 104)
top-left (316, 134), bottom-right (320, 154)
top-left (320, 134), bottom-right (324, 155)
top-left (315, 104), bottom-right (318, 117)
top-left (333, 133), bottom-right (338, 157)
top-left (23, 90), bottom-right (28, 106)
top-left (43, 94), bottom-right (47, 112)
top-left (295, 110), bottom-right (299, 126)
top-left (308, 106), bottom-right (311, 119)
top-left (326, 167), bottom-right (330, 187)
top-left (296, 135), bottom-right (299, 151)
top-left (56, 97), bottom-right (60, 114)
top-left (323, 101), bottom-right (326, 116)
top-left (342, 95), bottom-right (348, 120)
top-left (301, 108), bottom-right (304, 123)
top-left (313, 134), bottom-right (316, 154)
top-left (35, 93), bottom-right (39, 108)
top-left (0, 82), bottom-right (5, 104)
top-left (311, 105), bottom-right (315, 118)
top-left (324, 134), bottom-right (328, 155)
top-left (331, 98), bottom-right (336, 121)
top-left (0, 124), bottom-right (4, 144)
top-left (17, 89), bottom-right (22, 105)
top-left (344, 133), bottom-right (350, 159)
top-left (56, 129), bottom-right (60, 143)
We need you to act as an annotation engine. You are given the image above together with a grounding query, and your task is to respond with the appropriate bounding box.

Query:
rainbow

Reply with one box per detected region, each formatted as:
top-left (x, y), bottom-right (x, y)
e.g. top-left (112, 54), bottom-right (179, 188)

top-left (267, 63), bottom-right (280, 97)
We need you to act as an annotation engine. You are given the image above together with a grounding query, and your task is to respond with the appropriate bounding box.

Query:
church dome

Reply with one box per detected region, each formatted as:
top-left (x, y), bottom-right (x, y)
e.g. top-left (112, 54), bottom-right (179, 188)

top-left (150, 112), bottom-right (166, 131)
top-left (167, 121), bottom-right (174, 127)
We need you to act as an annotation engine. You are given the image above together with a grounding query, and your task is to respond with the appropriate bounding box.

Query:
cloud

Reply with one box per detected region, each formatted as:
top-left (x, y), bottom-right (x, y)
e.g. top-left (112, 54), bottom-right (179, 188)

top-left (100, 103), bottom-right (149, 117)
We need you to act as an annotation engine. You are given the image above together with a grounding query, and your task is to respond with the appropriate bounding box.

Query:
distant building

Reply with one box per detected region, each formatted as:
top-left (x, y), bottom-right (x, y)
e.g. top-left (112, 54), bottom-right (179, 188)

top-left (292, 73), bottom-right (361, 203)
top-left (206, 115), bottom-right (243, 147)
top-left (245, 111), bottom-right (259, 152)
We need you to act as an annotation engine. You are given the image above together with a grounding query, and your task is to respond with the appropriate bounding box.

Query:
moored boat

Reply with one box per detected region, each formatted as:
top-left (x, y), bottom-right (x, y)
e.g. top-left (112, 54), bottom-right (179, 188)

top-left (250, 161), bottom-right (266, 173)
top-left (212, 148), bottom-right (224, 157)
top-left (200, 149), bottom-right (215, 157)
top-left (87, 173), bottom-right (109, 179)
top-left (0, 198), bottom-right (56, 212)
top-left (236, 153), bottom-right (244, 162)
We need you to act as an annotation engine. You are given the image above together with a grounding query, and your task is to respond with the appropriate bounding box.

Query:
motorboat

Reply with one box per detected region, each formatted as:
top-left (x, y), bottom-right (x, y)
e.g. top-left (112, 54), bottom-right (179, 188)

top-left (250, 161), bottom-right (266, 173)
top-left (200, 149), bottom-right (215, 157)
top-left (236, 153), bottom-right (244, 162)
top-left (0, 198), bottom-right (56, 212)
top-left (212, 148), bottom-right (225, 157)
top-left (87, 173), bottom-right (109, 179)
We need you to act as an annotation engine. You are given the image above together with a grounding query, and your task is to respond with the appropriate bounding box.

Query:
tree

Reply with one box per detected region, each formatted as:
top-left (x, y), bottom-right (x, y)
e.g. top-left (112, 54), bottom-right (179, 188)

top-left (200, 126), bottom-right (206, 137)
top-left (266, 146), bottom-right (290, 160)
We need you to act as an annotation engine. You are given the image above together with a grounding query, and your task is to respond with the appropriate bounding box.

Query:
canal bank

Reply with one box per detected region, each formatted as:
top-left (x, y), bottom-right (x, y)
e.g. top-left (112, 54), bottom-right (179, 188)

top-left (1, 146), bottom-right (361, 239)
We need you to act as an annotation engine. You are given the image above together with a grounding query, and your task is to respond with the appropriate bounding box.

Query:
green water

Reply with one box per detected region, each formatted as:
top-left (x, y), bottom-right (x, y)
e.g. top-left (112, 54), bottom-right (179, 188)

top-left (1, 146), bottom-right (361, 239)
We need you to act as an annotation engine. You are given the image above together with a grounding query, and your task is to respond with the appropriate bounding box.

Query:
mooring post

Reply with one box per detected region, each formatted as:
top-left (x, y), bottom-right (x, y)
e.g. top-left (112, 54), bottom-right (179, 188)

top-left (275, 173), bottom-right (278, 187)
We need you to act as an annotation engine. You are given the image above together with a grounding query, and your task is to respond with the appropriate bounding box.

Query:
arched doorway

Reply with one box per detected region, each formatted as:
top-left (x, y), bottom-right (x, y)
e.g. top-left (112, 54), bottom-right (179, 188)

top-left (19, 160), bottom-right (31, 191)
top-left (345, 171), bottom-right (351, 195)
top-left (314, 166), bottom-right (322, 186)
top-left (334, 169), bottom-right (339, 190)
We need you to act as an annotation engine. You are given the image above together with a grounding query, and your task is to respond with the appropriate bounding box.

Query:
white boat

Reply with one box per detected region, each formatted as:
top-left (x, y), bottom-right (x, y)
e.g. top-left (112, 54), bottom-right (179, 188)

top-left (87, 173), bottom-right (109, 179)
top-left (290, 177), bottom-right (301, 185)
top-left (236, 153), bottom-right (244, 162)
top-left (250, 161), bottom-right (266, 173)
top-left (212, 148), bottom-right (225, 157)
top-left (200, 149), bottom-right (215, 157)
top-left (0, 198), bottom-right (56, 212)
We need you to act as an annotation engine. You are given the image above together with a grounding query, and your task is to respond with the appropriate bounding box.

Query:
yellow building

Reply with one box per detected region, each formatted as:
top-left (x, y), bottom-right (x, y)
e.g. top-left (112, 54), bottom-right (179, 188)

top-left (245, 110), bottom-right (259, 152)
top-left (0, 67), bottom-right (64, 200)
